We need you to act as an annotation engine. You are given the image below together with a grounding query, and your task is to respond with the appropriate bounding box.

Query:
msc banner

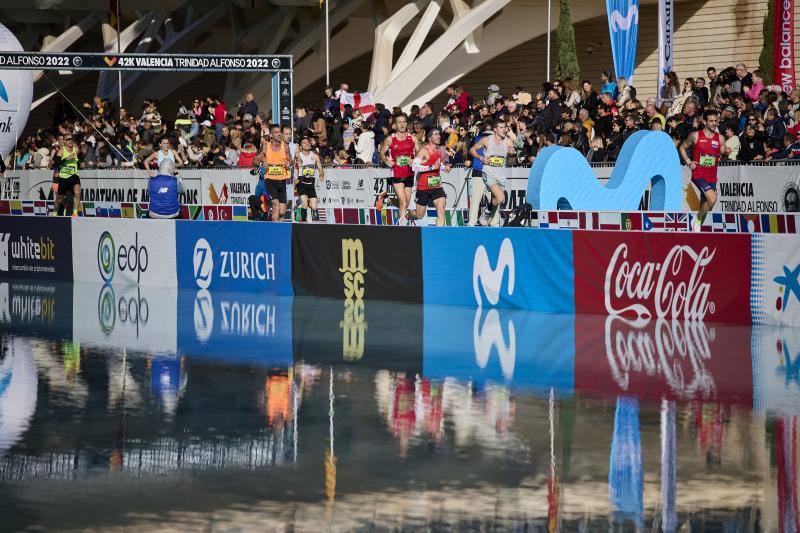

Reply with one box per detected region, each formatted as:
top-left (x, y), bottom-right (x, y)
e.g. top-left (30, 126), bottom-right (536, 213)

top-left (422, 227), bottom-right (574, 313)
top-left (175, 221), bottom-right (292, 294)
top-left (71, 218), bottom-right (177, 287)
top-left (572, 231), bottom-right (752, 324)
top-left (0, 215), bottom-right (72, 280)
top-left (292, 224), bottom-right (423, 302)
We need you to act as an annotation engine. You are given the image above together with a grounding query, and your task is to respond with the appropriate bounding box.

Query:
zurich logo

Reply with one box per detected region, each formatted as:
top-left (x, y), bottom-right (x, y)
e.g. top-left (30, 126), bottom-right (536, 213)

top-left (0, 80), bottom-right (7, 104)
top-left (473, 238), bottom-right (515, 307)
top-left (193, 238), bottom-right (213, 289)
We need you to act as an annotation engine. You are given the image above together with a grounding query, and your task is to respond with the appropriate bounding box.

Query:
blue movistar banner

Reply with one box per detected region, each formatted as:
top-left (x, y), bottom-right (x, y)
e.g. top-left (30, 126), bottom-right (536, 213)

top-left (606, 0), bottom-right (639, 81)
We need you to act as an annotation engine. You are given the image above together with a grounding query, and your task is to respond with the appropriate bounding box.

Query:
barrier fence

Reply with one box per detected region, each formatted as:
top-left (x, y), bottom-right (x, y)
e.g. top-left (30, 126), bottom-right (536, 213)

top-left (0, 216), bottom-right (797, 328)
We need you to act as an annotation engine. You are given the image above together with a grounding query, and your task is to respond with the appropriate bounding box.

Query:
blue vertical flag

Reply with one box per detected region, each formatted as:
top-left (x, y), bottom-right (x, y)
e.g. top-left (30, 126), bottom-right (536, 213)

top-left (606, 0), bottom-right (640, 81)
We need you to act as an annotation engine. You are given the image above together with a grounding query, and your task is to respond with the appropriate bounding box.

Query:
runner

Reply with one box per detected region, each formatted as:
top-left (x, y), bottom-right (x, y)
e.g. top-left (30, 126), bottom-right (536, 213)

top-left (679, 108), bottom-right (729, 232)
top-left (380, 114), bottom-right (420, 216)
top-left (51, 135), bottom-right (83, 217)
top-left (294, 137), bottom-right (325, 222)
top-left (407, 128), bottom-right (451, 226)
top-left (256, 125), bottom-right (293, 221)
top-left (469, 119), bottom-right (514, 226)
top-left (143, 136), bottom-right (186, 170)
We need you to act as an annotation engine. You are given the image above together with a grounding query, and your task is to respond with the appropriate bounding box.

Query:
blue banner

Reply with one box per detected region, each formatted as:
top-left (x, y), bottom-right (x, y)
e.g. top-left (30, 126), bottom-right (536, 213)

top-left (177, 288), bottom-right (293, 365)
top-left (606, 0), bottom-right (639, 81)
top-left (422, 227), bottom-right (574, 313)
top-left (423, 304), bottom-right (574, 392)
top-left (175, 221), bottom-right (292, 294)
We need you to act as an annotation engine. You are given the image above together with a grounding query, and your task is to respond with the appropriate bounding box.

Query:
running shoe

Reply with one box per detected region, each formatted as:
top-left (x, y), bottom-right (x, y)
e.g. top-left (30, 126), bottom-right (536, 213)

top-left (691, 217), bottom-right (702, 232)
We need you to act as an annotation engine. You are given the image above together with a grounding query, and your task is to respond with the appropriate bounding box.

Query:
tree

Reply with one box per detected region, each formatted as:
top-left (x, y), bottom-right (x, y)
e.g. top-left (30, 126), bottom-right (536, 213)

top-left (555, 0), bottom-right (581, 82)
top-left (759, 0), bottom-right (774, 84)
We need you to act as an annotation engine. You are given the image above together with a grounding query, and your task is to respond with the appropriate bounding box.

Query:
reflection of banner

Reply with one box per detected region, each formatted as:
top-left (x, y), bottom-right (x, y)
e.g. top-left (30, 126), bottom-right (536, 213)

top-left (752, 325), bottom-right (800, 417)
top-left (422, 227), bottom-right (574, 312)
top-left (177, 289), bottom-right (293, 365)
top-left (72, 282), bottom-right (177, 352)
top-left (606, 0), bottom-right (639, 80)
top-left (422, 305), bottom-right (574, 391)
top-left (0, 337), bottom-right (37, 456)
top-left (0, 216), bottom-right (72, 280)
top-left (657, 0), bottom-right (673, 106)
top-left (291, 224), bottom-right (423, 302)
top-left (573, 231), bottom-right (752, 323)
top-left (609, 397), bottom-right (643, 526)
top-left (573, 314), bottom-right (754, 403)
top-left (775, 416), bottom-right (799, 533)
top-left (71, 218), bottom-right (177, 287)
top-left (773, 0), bottom-right (797, 93)
top-left (0, 280), bottom-right (73, 338)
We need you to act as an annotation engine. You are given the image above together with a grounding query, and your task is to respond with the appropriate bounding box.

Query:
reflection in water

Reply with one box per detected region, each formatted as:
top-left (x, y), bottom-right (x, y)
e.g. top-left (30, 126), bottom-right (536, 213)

top-left (0, 283), bottom-right (799, 530)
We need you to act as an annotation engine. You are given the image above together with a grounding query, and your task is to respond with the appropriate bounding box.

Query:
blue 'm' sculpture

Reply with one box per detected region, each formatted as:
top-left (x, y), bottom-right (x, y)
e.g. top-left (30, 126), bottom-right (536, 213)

top-left (527, 130), bottom-right (682, 211)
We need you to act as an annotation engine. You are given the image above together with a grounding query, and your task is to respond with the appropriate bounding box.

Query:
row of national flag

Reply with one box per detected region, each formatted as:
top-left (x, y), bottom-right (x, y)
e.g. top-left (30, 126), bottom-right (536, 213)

top-left (1, 200), bottom-right (799, 233)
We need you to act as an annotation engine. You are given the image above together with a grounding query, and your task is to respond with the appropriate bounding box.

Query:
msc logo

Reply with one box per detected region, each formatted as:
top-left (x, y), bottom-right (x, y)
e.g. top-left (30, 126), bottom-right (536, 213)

top-left (609, 2), bottom-right (639, 32)
top-left (775, 264), bottom-right (800, 312)
top-left (339, 238), bottom-right (368, 360)
top-left (0, 232), bottom-right (9, 272)
top-left (193, 238), bottom-right (213, 289)
top-left (97, 231), bottom-right (149, 283)
top-left (473, 238), bottom-right (515, 307)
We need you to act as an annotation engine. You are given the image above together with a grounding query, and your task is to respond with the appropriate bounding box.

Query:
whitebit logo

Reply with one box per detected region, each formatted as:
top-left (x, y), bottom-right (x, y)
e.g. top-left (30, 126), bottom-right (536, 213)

top-left (0, 232), bottom-right (9, 272)
top-left (193, 238), bottom-right (213, 289)
top-left (473, 238), bottom-right (515, 307)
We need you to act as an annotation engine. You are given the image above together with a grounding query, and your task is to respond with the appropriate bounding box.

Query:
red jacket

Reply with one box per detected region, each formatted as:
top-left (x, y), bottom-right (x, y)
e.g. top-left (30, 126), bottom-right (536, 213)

top-left (213, 102), bottom-right (227, 125)
top-left (447, 91), bottom-right (471, 114)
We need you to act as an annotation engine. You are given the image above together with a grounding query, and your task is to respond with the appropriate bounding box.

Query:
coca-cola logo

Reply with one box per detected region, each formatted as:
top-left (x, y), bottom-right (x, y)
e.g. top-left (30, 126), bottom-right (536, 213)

top-left (604, 243), bottom-right (716, 321)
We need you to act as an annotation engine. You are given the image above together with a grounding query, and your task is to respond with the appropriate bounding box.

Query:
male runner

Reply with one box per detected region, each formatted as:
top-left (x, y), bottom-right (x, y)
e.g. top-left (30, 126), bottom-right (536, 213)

top-left (407, 129), bottom-right (451, 226)
top-left (144, 136), bottom-right (186, 170)
top-left (469, 119), bottom-right (514, 226)
top-left (679, 108), bottom-right (729, 231)
top-left (380, 114), bottom-right (420, 216)
top-left (256, 125), bottom-right (292, 221)
top-left (51, 135), bottom-right (83, 216)
top-left (294, 137), bottom-right (325, 222)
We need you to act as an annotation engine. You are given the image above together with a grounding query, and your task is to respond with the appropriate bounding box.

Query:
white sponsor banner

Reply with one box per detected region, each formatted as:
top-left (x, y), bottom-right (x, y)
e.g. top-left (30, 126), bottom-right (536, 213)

top-left (688, 165), bottom-right (800, 214)
top-left (751, 234), bottom-right (800, 327)
top-left (657, 0), bottom-right (673, 107)
top-left (201, 170), bottom-right (259, 205)
top-left (15, 169), bottom-right (202, 205)
top-left (71, 218), bottom-right (177, 287)
top-left (71, 282), bottom-right (177, 353)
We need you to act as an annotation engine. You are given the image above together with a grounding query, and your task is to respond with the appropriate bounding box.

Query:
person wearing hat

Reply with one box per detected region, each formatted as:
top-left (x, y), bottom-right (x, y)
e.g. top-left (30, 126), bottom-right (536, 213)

top-left (407, 128), bottom-right (451, 226)
top-left (148, 158), bottom-right (183, 219)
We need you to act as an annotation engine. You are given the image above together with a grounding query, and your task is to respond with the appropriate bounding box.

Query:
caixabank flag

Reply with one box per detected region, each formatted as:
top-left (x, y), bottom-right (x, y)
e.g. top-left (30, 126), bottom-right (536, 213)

top-left (0, 215), bottom-right (72, 280)
top-left (573, 231), bottom-right (751, 324)
top-left (292, 224), bottom-right (423, 302)
top-left (176, 221), bottom-right (292, 294)
top-left (422, 227), bottom-right (574, 312)
top-left (72, 218), bottom-right (176, 286)
top-left (751, 234), bottom-right (800, 327)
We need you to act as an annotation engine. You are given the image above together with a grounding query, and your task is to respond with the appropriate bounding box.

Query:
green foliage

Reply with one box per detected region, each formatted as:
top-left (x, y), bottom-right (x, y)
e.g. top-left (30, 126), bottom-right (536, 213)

top-left (555, 0), bottom-right (580, 81)
top-left (759, 0), bottom-right (774, 84)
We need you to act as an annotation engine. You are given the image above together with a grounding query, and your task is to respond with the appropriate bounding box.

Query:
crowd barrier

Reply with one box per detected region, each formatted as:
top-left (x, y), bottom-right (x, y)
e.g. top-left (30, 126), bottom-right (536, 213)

top-left (4, 162), bottom-right (800, 213)
top-left (1, 215), bottom-right (797, 327)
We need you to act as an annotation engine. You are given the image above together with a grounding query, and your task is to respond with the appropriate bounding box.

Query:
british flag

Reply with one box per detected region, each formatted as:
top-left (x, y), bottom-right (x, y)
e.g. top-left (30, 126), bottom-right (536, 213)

top-left (664, 212), bottom-right (688, 231)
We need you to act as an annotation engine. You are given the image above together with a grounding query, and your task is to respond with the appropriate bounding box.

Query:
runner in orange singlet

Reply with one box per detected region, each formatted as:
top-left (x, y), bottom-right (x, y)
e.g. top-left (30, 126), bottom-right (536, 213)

top-left (256, 125), bottom-right (293, 222)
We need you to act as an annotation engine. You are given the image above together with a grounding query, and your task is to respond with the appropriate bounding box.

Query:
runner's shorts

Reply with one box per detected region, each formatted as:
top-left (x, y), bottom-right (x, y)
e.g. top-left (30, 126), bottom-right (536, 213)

top-left (691, 178), bottom-right (716, 202)
top-left (57, 175), bottom-right (80, 196)
top-left (416, 187), bottom-right (446, 207)
top-left (266, 179), bottom-right (288, 204)
top-left (482, 167), bottom-right (506, 188)
top-left (391, 176), bottom-right (414, 188)
top-left (296, 182), bottom-right (317, 199)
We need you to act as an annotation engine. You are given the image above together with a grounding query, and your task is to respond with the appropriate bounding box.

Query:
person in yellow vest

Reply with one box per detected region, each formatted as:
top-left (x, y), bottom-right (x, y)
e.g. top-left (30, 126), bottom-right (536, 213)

top-left (256, 125), bottom-right (292, 222)
top-left (51, 135), bottom-right (82, 216)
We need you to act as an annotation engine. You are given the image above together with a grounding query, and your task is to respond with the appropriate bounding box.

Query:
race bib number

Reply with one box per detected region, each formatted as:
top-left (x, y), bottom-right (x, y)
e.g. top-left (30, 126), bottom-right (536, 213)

top-left (301, 166), bottom-right (315, 177)
top-left (428, 175), bottom-right (441, 187)
top-left (396, 155), bottom-right (411, 167)
top-left (698, 155), bottom-right (716, 167)
top-left (267, 165), bottom-right (284, 176)
top-left (488, 156), bottom-right (505, 167)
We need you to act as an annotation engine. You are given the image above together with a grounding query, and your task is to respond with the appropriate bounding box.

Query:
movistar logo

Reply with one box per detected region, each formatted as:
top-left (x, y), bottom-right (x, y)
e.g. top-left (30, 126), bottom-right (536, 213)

top-left (0, 80), bottom-right (7, 104)
top-left (609, 2), bottom-right (639, 32)
top-left (473, 308), bottom-right (516, 379)
top-left (473, 238), bottom-right (515, 307)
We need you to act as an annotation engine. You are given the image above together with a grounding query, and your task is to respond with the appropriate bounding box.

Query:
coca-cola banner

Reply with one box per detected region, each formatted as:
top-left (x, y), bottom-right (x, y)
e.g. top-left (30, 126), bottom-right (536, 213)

top-left (572, 231), bottom-right (752, 324)
top-left (573, 314), bottom-right (753, 404)
top-left (773, 0), bottom-right (797, 93)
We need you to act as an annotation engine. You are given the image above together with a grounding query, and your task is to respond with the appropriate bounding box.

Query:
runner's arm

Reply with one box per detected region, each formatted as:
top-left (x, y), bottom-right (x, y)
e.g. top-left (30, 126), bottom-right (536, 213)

top-left (411, 148), bottom-right (431, 172)
top-left (380, 137), bottom-right (393, 166)
top-left (678, 132), bottom-right (697, 169)
top-left (143, 151), bottom-right (157, 170)
top-left (468, 137), bottom-right (486, 160)
top-left (315, 153), bottom-right (325, 180)
top-left (284, 145), bottom-right (292, 168)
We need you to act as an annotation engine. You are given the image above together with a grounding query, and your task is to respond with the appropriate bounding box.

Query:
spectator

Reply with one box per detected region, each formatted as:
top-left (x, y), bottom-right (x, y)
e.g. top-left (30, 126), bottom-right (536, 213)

top-left (240, 93), bottom-right (258, 118)
top-left (212, 96), bottom-right (227, 141)
top-left (542, 86), bottom-right (562, 134)
top-left (622, 114), bottom-right (640, 142)
top-left (744, 69), bottom-right (765, 103)
top-left (616, 77), bottom-right (633, 107)
top-left (148, 158), bottom-right (183, 219)
top-left (739, 123), bottom-right (768, 161)
top-left (486, 84), bottom-right (502, 106)
top-left (352, 126), bottom-right (375, 164)
top-left (662, 71), bottom-right (680, 107)
top-left (723, 124), bottom-right (741, 160)
top-left (770, 134), bottom-right (800, 159)
top-left (693, 77), bottom-right (709, 108)
top-left (600, 70), bottom-right (617, 99)
top-left (563, 78), bottom-right (581, 116)
top-left (580, 80), bottom-right (599, 113)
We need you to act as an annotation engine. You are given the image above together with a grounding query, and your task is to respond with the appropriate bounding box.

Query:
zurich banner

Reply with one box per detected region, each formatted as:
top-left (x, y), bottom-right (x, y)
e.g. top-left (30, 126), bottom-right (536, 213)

top-left (175, 221), bottom-right (292, 294)
top-left (421, 227), bottom-right (574, 313)
top-left (606, 0), bottom-right (640, 81)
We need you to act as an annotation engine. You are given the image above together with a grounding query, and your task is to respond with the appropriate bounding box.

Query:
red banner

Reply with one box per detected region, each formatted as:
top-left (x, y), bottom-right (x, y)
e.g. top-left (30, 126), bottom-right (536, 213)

top-left (573, 231), bottom-right (751, 324)
top-left (774, 0), bottom-right (797, 93)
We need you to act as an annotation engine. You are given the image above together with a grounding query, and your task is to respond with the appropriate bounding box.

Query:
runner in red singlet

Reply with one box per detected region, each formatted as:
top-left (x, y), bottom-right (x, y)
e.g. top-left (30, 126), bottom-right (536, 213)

top-left (380, 114), bottom-right (420, 216)
top-left (407, 128), bottom-right (451, 226)
top-left (679, 108), bottom-right (730, 231)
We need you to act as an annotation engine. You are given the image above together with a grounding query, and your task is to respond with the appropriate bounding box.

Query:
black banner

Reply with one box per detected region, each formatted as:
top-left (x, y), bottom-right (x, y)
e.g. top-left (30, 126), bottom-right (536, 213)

top-left (278, 71), bottom-right (292, 126)
top-left (292, 224), bottom-right (423, 303)
top-left (0, 280), bottom-right (73, 339)
top-left (292, 296), bottom-right (423, 373)
top-left (0, 52), bottom-right (291, 72)
top-left (0, 216), bottom-right (72, 281)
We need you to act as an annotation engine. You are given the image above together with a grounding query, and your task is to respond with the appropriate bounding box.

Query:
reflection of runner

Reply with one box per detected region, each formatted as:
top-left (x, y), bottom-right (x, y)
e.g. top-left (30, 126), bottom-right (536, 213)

top-left (407, 129), bottom-right (451, 226)
top-left (469, 120), bottom-right (514, 226)
top-left (380, 115), bottom-right (419, 216)
top-left (679, 109), bottom-right (728, 232)
top-left (294, 138), bottom-right (325, 222)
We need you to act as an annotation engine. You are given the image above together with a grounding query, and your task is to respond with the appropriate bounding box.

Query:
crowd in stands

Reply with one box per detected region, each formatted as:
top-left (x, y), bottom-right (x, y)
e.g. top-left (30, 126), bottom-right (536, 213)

top-left (8, 62), bottom-right (800, 171)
